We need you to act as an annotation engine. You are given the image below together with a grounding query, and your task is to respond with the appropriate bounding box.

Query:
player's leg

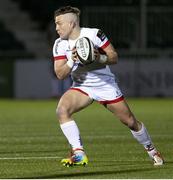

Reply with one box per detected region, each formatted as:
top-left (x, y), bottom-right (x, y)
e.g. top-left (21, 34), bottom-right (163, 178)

top-left (106, 99), bottom-right (164, 165)
top-left (56, 88), bottom-right (93, 166)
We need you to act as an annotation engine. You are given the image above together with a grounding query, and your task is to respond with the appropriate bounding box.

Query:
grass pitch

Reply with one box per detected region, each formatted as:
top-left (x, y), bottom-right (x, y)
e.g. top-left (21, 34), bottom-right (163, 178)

top-left (0, 98), bottom-right (173, 178)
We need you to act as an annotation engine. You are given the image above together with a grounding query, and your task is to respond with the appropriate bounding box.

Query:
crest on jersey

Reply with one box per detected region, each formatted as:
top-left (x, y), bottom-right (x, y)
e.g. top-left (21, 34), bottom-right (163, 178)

top-left (97, 29), bottom-right (106, 41)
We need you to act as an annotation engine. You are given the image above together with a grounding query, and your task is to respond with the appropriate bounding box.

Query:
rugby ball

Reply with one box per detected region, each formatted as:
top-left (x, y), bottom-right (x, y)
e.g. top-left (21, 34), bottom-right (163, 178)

top-left (75, 37), bottom-right (95, 65)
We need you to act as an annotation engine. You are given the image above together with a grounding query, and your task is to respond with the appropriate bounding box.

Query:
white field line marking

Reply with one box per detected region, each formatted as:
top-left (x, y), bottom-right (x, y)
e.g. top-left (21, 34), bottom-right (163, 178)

top-left (0, 134), bottom-right (170, 142)
top-left (0, 156), bottom-right (62, 160)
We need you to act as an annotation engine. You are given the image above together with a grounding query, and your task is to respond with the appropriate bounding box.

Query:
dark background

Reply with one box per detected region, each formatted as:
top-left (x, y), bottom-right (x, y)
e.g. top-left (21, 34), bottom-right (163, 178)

top-left (0, 0), bottom-right (173, 98)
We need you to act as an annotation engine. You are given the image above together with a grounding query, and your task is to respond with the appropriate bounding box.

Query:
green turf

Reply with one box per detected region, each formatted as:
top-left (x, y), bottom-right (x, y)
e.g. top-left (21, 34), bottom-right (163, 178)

top-left (0, 98), bottom-right (173, 178)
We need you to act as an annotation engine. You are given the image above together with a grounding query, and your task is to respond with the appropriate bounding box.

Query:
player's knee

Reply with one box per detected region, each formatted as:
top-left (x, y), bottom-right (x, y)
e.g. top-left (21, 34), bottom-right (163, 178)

top-left (127, 118), bottom-right (137, 130)
top-left (56, 105), bottom-right (69, 119)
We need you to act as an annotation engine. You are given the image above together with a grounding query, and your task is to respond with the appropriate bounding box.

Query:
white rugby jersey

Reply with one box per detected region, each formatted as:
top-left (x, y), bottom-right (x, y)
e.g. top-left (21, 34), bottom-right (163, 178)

top-left (53, 27), bottom-right (117, 87)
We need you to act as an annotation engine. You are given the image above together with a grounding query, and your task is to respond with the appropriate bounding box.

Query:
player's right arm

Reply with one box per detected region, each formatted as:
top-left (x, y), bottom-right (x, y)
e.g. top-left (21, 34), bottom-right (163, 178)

top-left (53, 39), bottom-right (76, 80)
top-left (54, 59), bottom-right (72, 80)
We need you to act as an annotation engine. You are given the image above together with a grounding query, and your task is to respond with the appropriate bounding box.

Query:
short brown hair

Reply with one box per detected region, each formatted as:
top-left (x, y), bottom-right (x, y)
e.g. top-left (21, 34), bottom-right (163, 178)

top-left (54, 6), bottom-right (80, 18)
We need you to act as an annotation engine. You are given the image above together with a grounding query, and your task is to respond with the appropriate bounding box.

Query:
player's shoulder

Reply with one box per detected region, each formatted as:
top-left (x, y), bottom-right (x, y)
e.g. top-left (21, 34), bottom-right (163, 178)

top-left (53, 38), bottom-right (68, 55)
top-left (53, 38), bottom-right (68, 53)
top-left (81, 27), bottom-right (100, 34)
top-left (81, 27), bottom-right (106, 40)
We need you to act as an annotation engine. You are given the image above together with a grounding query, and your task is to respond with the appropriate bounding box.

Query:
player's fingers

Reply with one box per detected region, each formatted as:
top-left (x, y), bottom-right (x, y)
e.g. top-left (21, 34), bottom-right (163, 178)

top-left (72, 49), bottom-right (76, 54)
top-left (94, 48), bottom-right (98, 52)
top-left (71, 49), bottom-right (78, 61)
top-left (72, 47), bottom-right (77, 53)
top-left (94, 48), bottom-right (100, 60)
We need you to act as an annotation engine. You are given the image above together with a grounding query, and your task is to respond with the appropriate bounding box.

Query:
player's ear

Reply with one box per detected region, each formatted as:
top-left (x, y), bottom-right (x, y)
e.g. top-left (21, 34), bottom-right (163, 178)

top-left (70, 21), bottom-right (76, 28)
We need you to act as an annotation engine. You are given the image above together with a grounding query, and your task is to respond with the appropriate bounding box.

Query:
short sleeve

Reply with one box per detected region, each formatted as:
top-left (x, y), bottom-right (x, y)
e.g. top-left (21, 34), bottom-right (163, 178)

top-left (95, 29), bottom-right (110, 50)
top-left (53, 38), bottom-right (67, 61)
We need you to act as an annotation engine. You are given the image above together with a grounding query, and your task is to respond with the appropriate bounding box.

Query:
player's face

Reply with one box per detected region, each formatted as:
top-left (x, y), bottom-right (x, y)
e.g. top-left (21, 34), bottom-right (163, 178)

top-left (55, 15), bottom-right (73, 40)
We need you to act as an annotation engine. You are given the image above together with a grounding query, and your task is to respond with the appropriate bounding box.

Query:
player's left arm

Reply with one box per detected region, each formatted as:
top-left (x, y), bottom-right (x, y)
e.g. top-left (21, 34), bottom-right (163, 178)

top-left (94, 29), bottom-right (118, 65)
top-left (100, 43), bottom-right (118, 65)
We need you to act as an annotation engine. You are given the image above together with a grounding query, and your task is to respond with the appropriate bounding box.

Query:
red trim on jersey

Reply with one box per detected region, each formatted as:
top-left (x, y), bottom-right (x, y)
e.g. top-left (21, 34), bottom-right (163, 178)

top-left (69, 88), bottom-right (89, 96)
top-left (99, 96), bottom-right (124, 105)
top-left (101, 40), bottom-right (110, 49)
top-left (54, 55), bottom-right (67, 61)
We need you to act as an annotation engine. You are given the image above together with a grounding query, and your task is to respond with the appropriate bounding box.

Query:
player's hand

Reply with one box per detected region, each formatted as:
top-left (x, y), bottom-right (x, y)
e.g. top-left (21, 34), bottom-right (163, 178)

top-left (71, 47), bottom-right (79, 62)
top-left (94, 48), bottom-right (100, 61)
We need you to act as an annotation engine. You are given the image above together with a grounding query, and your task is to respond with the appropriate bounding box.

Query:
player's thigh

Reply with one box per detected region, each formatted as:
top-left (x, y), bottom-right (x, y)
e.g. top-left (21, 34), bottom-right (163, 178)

top-left (58, 89), bottom-right (93, 115)
top-left (106, 99), bottom-right (134, 123)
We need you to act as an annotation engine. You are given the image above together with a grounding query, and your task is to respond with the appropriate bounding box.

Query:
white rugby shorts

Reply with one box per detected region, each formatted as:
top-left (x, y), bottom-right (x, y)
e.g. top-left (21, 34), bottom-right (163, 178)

top-left (70, 83), bottom-right (124, 105)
